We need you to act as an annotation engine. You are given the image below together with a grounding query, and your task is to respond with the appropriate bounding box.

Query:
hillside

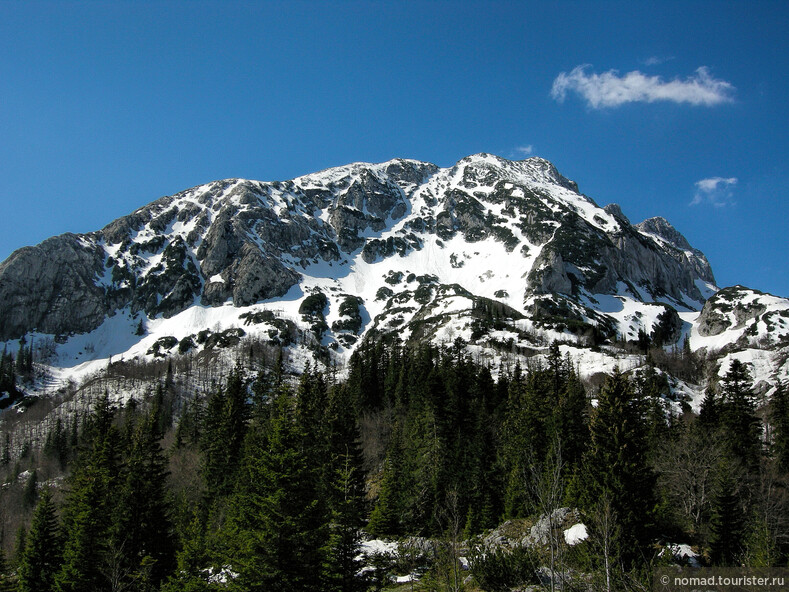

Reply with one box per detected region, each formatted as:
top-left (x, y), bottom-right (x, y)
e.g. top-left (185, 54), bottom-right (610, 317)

top-left (2, 153), bottom-right (785, 411)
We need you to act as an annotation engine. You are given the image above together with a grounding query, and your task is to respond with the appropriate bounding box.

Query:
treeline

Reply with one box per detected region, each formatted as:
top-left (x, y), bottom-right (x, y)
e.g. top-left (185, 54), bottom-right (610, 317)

top-left (1, 340), bottom-right (788, 591)
top-left (0, 338), bottom-right (33, 410)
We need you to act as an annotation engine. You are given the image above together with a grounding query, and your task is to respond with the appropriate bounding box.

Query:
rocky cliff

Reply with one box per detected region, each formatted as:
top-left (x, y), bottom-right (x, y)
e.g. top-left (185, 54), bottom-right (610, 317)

top-left (0, 154), bottom-right (717, 344)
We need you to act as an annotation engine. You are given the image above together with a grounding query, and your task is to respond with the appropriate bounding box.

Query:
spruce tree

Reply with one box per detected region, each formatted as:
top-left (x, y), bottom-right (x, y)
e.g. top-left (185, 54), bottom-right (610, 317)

top-left (719, 360), bottom-right (761, 468)
top-left (1, 434), bottom-right (10, 468)
top-left (368, 419), bottom-right (408, 536)
top-left (18, 487), bottom-right (61, 592)
top-left (325, 456), bottom-right (367, 592)
top-left (22, 469), bottom-right (38, 510)
top-left (201, 368), bottom-right (249, 502)
top-left (224, 388), bottom-right (329, 592)
top-left (698, 387), bottom-right (720, 433)
top-left (296, 367), bottom-right (331, 494)
top-left (161, 511), bottom-right (217, 592)
top-left (583, 368), bottom-right (655, 567)
top-left (111, 411), bottom-right (174, 589)
top-left (554, 360), bottom-right (587, 472)
top-left (770, 381), bottom-right (789, 472)
top-left (709, 458), bottom-right (746, 566)
top-left (0, 547), bottom-right (15, 592)
top-left (56, 392), bottom-right (121, 592)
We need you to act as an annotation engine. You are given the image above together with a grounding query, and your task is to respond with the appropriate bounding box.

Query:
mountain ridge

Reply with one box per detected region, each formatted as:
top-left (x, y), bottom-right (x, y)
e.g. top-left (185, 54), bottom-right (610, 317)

top-left (0, 153), bottom-right (786, 404)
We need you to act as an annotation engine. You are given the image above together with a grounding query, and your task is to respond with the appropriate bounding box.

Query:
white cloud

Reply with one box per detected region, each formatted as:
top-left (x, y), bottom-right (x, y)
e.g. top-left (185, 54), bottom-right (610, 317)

top-left (691, 176), bottom-right (738, 207)
top-left (513, 145), bottom-right (534, 157)
top-left (642, 55), bottom-right (675, 66)
top-left (551, 65), bottom-right (735, 108)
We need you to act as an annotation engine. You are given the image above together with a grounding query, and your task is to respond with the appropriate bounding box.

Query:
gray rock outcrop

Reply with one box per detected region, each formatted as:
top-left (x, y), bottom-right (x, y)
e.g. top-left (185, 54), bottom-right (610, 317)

top-left (0, 234), bottom-right (107, 340)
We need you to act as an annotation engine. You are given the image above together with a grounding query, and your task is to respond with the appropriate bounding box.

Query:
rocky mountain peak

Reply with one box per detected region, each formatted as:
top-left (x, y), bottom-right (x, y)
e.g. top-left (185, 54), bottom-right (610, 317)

top-left (451, 153), bottom-right (580, 193)
top-left (637, 217), bottom-right (692, 251)
top-left (0, 153), bottom-right (720, 347)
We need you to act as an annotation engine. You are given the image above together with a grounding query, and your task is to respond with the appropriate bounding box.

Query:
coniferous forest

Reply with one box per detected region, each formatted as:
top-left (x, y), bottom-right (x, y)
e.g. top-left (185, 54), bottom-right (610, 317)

top-left (1, 339), bottom-right (788, 591)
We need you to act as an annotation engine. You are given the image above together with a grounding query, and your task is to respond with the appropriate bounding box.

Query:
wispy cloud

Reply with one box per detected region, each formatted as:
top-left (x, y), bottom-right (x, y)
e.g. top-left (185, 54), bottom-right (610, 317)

top-left (551, 65), bottom-right (735, 108)
top-left (513, 145), bottom-right (534, 157)
top-left (642, 55), bottom-right (675, 66)
top-left (691, 176), bottom-right (738, 207)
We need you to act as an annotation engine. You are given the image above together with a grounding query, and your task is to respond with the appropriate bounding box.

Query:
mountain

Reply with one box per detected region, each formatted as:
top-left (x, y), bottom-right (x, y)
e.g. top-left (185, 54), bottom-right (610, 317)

top-left (0, 153), bottom-right (786, 406)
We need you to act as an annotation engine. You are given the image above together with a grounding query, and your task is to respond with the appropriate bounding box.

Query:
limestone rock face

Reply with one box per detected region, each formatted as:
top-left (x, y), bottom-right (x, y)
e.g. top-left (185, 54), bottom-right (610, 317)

top-left (0, 234), bottom-right (107, 340)
top-left (636, 216), bottom-right (716, 286)
top-left (231, 245), bottom-right (300, 307)
top-left (326, 169), bottom-right (409, 251)
top-left (697, 286), bottom-right (769, 337)
top-left (0, 154), bottom-right (720, 343)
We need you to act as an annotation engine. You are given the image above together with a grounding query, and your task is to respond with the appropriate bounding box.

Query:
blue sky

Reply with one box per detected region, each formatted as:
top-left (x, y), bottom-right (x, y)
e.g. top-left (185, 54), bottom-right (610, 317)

top-left (1, 0), bottom-right (787, 297)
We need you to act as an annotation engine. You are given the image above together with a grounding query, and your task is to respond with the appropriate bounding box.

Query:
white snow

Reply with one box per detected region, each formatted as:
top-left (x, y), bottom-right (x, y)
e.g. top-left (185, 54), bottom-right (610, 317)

top-left (14, 153), bottom-right (787, 409)
top-left (563, 523), bottom-right (588, 545)
top-left (359, 538), bottom-right (398, 556)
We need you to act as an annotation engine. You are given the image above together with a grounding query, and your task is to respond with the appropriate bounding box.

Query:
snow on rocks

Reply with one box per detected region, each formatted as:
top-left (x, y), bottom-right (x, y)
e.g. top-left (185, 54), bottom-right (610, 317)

top-left (563, 523), bottom-right (588, 546)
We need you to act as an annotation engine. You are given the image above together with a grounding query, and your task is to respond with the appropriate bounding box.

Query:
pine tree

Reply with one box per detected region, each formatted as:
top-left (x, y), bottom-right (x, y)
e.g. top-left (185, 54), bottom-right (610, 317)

top-left (18, 487), bottom-right (61, 592)
top-left (583, 368), bottom-right (655, 567)
top-left (161, 511), bottom-right (217, 592)
top-left (15, 337), bottom-right (27, 376)
top-left (56, 392), bottom-right (122, 592)
top-left (200, 368), bottom-right (249, 502)
top-left (324, 383), bottom-right (368, 591)
top-left (719, 360), bottom-right (761, 468)
top-left (500, 366), bottom-right (552, 518)
top-left (14, 526), bottom-right (26, 569)
top-left (326, 456), bottom-right (367, 592)
top-left (224, 388), bottom-right (329, 592)
top-left (22, 469), bottom-right (38, 509)
top-left (367, 419), bottom-right (408, 536)
top-left (111, 411), bottom-right (175, 589)
top-left (698, 386), bottom-right (720, 433)
top-left (296, 366), bottom-right (331, 491)
top-left (554, 359), bottom-right (587, 472)
top-left (770, 381), bottom-right (789, 472)
top-left (709, 459), bottom-right (747, 566)
top-left (0, 547), bottom-right (15, 592)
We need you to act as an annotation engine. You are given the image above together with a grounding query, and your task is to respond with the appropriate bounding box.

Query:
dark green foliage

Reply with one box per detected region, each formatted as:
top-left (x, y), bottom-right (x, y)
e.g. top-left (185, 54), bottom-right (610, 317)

top-left (468, 544), bottom-right (539, 591)
top-left (21, 469), bottom-right (38, 509)
top-left (331, 296), bottom-right (364, 334)
top-left (651, 307), bottom-right (681, 347)
top-left (0, 547), bottom-right (15, 592)
top-left (161, 512), bottom-right (219, 592)
top-left (300, 292), bottom-right (330, 339)
top-left (18, 487), bottom-right (61, 592)
top-left (223, 388), bottom-right (329, 592)
top-left (709, 459), bottom-right (747, 566)
top-left (299, 292), bottom-right (329, 317)
top-left (771, 381), bottom-right (789, 472)
top-left (499, 344), bottom-right (588, 518)
top-left (367, 420), bottom-right (408, 537)
top-left (1, 433), bottom-right (10, 467)
top-left (583, 368), bottom-right (655, 567)
top-left (0, 346), bottom-right (20, 408)
top-left (43, 417), bottom-right (70, 469)
top-left (56, 392), bottom-right (122, 592)
top-left (200, 368), bottom-right (249, 501)
top-left (719, 360), bottom-right (761, 468)
top-left (4, 334), bottom-right (776, 588)
top-left (111, 411), bottom-right (175, 589)
top-left (15, 337), bottom-right (33, 378)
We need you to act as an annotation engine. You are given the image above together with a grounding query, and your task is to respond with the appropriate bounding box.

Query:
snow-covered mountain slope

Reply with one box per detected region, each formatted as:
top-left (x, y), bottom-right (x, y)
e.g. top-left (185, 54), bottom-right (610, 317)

top-left (691, 286), bottom-right (789, 393)
top-left (0, 153), bottom-right (785, 398)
